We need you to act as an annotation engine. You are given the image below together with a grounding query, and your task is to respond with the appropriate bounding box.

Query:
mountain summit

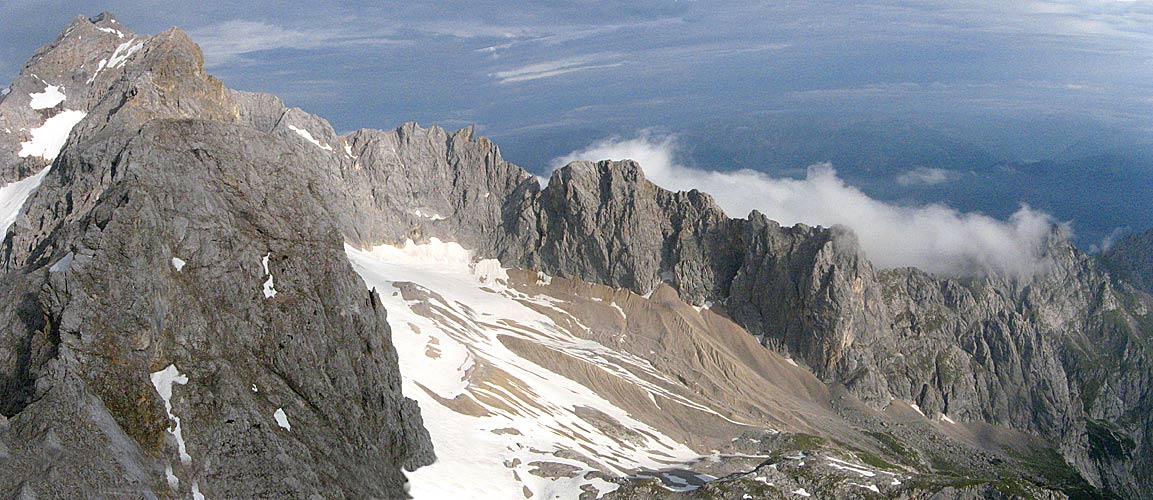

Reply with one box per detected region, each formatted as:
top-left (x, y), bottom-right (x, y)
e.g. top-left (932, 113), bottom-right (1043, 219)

top-left (2, 14), bottom-right (1151, 500)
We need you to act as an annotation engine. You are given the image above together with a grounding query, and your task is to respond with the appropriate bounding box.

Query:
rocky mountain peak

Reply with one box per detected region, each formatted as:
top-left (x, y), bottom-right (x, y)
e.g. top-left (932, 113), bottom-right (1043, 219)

top-left (1, 13), bottom-right (1151, 500)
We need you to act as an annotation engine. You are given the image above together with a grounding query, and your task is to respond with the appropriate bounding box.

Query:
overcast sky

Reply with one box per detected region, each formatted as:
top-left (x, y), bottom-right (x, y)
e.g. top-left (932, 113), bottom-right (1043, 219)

top-left (3, 1), bottom-right (1150, 153)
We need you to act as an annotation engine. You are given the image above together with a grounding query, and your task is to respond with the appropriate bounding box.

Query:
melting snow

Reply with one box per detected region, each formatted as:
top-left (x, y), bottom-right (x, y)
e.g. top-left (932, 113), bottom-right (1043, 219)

top-left (287, 125), bottom-right (333, 151)
top-left (150, 364), bottom-right (192, 464)
top-left (86, 40), bottom-right (142, 84)
top-left (261, 252), bottom-right (277, 298)
top-left (29, 85), bottom-right (66, 110)
top-left (851, 482), bottom-right (881, 493)
top-left (251, 384), bottom-right (258, 393)
top-left (191, 480), bottom-right (206, 500)
top-left (172, 257), bottom-right (186, 272)
top-left (165, 464), bottom-right (179, 489)
top-left (941, 414), bottom-right (956, 424)
top-left (18, 110), bottom-right (87, 160)
top-left (412, 209), bottom-right (447, 221)
top-left (86, 59), bottom-right (107, 84)
top-left (345, 239), bottom-right (721, 499)
top-left (909, 402), bottom-right (926, 417)
top-left (108, 40), bottom-right (143, 69)
top-left (273, 408), bottom-right (291, 431)
top-left (49, 252), bottom-right (74, 273)
top-left (794, 487), bottom-right (812, 497)
top-left (0, 166), bottom-right (51, 236)
top-left (826, 457), bottom-right (876, 477)
top-left (95, 25), bottom-right (126, 38)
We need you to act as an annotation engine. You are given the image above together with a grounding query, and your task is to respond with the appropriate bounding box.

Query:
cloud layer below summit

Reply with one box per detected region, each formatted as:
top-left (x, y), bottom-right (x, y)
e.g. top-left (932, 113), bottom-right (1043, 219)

top-left (552, 135), bottom-right (1063, 278)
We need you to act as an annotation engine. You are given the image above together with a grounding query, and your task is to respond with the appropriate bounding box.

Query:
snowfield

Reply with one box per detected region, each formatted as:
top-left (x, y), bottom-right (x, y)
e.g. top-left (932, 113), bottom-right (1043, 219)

top-left (346, 239), bottom-right (711, 499)
top-left (0, 166), bottom-right (51, 235)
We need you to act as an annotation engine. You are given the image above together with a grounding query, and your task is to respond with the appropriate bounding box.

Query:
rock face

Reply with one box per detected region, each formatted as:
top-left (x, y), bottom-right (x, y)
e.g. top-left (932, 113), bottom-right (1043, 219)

top-left (1, 14), bottom-right (431, 499)
top-left (1102, 228), bottom-right (1153, 295)
top-left (306, 109), bottom-right (1152, 496)
top-left (3, 13), bottom-right (1152, 500)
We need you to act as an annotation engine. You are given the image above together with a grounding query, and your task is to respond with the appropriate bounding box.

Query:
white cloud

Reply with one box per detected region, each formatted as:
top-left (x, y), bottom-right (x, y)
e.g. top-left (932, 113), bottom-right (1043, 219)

top-left (896, 167), bottom-right (951, 186)
top-left (491, 56), bottom-right (624, 84)
top-left (552, 134), bottom-right (1064, 278)
top-left (190, 20), bottom-right (396, 67)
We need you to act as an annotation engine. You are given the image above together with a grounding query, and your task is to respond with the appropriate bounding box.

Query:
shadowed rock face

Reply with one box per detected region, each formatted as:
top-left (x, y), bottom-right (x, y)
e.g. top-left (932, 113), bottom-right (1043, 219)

top-left (1103, 228), bottom-right (1153, 295)
top-left (2, 12), bottom-right (1151, 500)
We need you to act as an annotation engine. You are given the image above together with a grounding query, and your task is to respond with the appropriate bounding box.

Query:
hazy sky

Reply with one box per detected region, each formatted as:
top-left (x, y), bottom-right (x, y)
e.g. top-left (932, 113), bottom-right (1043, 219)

top-left (3, 1), bottom-right (1150, 149)
top-left (3, 1), bottom-right (1151, 253)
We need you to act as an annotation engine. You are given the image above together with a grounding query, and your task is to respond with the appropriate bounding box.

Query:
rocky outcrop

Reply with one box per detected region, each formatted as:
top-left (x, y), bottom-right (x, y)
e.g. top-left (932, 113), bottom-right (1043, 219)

top-left (1102, 228), bottom-right (1153, 295)
top-left (1, 14), bottom-right (431, 499)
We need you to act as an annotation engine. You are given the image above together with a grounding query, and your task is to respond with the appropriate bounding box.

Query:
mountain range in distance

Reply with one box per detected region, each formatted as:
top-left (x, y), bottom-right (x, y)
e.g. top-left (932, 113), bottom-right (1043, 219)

top-left (1, 13), bottom-right (1152, 500)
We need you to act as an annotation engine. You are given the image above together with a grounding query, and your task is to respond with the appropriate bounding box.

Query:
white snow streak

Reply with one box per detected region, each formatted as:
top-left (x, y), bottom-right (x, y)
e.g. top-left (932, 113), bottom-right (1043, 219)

top-left (86, 59), bottom-right (107, 84)
top-left (261, 252), bottom-right (277, 298)
top-left (165, 464), bottom-right (179, 490)
top-left (108, 40), bottom-right (143, 69)
top-left (191, 480), bottom-right (206, 500)
top-left (0, 166), bottom-right (50, 236)
top-left (171, 257), bottom-right (186, 272)
top-left (18, 110), bottom-right (87, 160)
top-left (287, 125), bottom-right (333, 151)
top-left (826, 457), bottom-right (877, 477)
top-left (150, 364), bottom-right (192, 464)
top-left (95, 25), bottom-right (126, 38)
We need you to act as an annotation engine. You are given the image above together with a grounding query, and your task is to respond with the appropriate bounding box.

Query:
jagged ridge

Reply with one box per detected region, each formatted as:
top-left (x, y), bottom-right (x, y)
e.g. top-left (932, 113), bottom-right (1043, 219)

top-left (1, 12), bottom-right (1151, 499)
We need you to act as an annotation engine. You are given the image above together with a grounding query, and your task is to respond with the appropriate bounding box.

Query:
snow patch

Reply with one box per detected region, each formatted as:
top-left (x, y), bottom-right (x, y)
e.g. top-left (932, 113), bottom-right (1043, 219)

top-left (909, 402), bottom-right (926, 417)
top-left (940, 414), bottom-right (956, 424)
top-left (108, 40), bottom-right (143, 69)
top-left (171, 257), bottom-right (186, 272)
top-left (86, 59), bottom-right (107, 84)
top-left (150, 364), bottom-right (192, 464)
top-left (1, 166), bottom-right (51, 236)
top-left (18, 110), bottom-right (87, 160)
top-left (95, 25), bottom-right (126, 38)
top-left (535, 271), bottom-right (552, 286)
top-left (826, 457), bottom-right (877, 477)
top-left (474, 259), bottom-right (508, 286)
top-left (412, 209), bottom-right (447, 221)
top-left (273, 408), bottom-right (291, 431)
top-left (49, 252), bottom-right (74, 273)
top-left (191, 480), bottom-right (206, 500)
top-left (165, 464), bottom-right (179, 490)
top-left (851, 482), bottom-right (881, 493)
top-left (29, 85), bottom-right (65, 110)
top-left (793, 488), bottom-right (811, 497)
top-left (345, 240), bottom-right (723, 498)
top-left (287, 125), bottom-right (333, 151)
top-left (261, 252), bottom-right (277, 298)
top-left (251, 384), bottom-right (258, 393)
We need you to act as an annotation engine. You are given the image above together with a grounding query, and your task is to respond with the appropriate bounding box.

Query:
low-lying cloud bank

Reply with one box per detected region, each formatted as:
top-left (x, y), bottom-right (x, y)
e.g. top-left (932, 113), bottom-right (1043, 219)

top-left (551, 134), bottom-right (1065, 278)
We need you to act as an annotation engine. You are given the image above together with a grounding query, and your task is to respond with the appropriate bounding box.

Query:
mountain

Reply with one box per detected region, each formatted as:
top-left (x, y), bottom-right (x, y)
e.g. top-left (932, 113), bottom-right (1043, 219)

top-left (1102, 229), bottom-right (1153, 295)
top-left (2, 14), bottom-right (1152, 499)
